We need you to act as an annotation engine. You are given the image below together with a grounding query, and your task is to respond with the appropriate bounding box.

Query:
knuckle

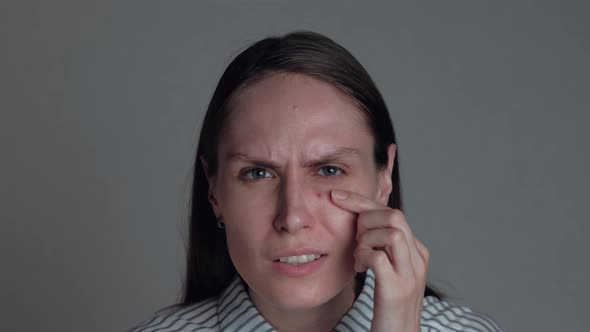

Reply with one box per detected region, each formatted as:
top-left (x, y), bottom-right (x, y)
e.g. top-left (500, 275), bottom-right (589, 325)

top-left (385, 209), bottom-right (404, 227)
top-left (389, 208), bottom-right (404, 220)
top-left (357, 231), bottom-right (369, 244)
top-left (387, 228), bottom-right (405, 244)
top-left (370, 250), bottom-right (389, 266)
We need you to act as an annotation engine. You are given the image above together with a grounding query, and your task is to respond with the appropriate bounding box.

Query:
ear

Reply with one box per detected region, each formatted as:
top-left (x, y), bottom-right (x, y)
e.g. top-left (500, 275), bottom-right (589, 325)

top-left (200, 155), bottom-right (221, 218)
top-left (376, 144), bottom-right (396, 205)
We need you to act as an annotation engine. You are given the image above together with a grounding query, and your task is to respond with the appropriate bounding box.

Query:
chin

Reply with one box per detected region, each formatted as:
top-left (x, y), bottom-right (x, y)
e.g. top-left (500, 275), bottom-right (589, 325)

top-left (247, 270), bottom-right (356, 312)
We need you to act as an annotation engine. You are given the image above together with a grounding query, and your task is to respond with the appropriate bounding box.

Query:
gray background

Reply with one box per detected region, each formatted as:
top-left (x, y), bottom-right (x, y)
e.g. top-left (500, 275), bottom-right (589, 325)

top-left (1, 1), bottom-right (588, 331)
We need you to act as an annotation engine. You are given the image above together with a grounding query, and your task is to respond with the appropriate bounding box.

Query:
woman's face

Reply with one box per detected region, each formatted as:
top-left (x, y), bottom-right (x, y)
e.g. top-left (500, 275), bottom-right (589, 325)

top-left (206, 73), bottom-right (393, 311)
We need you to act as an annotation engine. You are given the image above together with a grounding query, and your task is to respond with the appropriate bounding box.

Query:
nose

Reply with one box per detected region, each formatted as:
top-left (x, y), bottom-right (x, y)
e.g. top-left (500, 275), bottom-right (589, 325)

top-left (273, 170), bottom-right (315, 233)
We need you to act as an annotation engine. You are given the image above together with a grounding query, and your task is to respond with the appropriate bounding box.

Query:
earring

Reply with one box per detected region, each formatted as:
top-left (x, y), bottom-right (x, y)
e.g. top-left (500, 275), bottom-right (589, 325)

top-left (216, 216), bottom-right (225, 229)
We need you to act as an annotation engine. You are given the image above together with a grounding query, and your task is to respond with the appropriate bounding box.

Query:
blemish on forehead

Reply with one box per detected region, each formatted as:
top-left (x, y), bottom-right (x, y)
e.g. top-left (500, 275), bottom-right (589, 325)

top-left (292, 104), bottom-right (298, 111)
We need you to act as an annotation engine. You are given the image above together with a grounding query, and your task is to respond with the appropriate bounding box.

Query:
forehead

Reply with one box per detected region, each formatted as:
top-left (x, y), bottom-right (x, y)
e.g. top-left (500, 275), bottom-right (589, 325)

top-left (220, 73), bottom-right (373, 158)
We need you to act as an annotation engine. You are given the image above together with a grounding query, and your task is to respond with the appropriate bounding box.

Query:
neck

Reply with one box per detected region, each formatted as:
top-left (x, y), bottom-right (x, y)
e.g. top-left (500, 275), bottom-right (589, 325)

top-left (248, 278), bottom-right (359, 332)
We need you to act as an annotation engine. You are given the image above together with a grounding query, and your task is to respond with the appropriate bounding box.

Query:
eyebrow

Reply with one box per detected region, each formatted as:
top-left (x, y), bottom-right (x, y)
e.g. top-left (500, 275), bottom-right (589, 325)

top-left (226, 147), bottom-right (361, 168)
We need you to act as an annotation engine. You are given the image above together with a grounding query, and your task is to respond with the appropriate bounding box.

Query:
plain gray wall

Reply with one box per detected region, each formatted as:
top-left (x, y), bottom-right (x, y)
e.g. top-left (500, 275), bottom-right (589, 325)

top-left (1, 1), bottom-right (588, 331)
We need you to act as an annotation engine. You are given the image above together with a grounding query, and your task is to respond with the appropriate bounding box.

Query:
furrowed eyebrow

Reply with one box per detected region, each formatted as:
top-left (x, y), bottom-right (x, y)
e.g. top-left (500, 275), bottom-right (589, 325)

top-left (225, 153), bottom-right (280, 169)
top-left (226, 147), bottom-right (361, 168)
top-left (302, 148), bottom-right (361, 168)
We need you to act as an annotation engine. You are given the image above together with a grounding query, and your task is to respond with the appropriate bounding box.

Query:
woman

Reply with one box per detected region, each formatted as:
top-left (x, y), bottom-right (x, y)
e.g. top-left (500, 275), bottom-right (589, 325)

top-left (131, 31), bottom-right (504, 332)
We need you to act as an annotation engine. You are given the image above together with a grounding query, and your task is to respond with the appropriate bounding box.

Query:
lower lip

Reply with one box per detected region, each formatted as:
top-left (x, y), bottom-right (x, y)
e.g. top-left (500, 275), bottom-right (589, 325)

top-left (271, 255), bottom-right (327, 277)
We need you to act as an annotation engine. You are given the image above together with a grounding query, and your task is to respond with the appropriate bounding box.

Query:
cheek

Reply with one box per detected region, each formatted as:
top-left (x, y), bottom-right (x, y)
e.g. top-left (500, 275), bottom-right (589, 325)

top-left (223, 207), bottom-right (270, 269)
top-left (221, 189), bottom-right (272, 236)
top-left (217, 176), bottom-right (277, 215)
top-left (313, 190), bottom-right (357, 240)
top-left (225, 225), bottom-right (262, 261)
top-left (217, 182), bottom-right (275, 255)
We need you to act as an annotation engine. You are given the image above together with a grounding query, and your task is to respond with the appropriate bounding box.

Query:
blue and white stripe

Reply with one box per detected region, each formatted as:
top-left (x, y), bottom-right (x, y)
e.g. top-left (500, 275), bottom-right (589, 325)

top-left (130, 269), bottom-right (504, 331)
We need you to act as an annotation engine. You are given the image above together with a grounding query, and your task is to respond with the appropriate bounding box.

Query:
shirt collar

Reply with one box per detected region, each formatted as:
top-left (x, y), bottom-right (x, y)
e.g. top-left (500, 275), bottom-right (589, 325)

top-left (217, 269), bottom-right (376, 331)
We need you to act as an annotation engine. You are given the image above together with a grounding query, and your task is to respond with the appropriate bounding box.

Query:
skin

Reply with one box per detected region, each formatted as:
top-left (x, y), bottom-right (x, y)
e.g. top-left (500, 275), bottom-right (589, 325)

top-left (204, 73), bottom-right (428, 332)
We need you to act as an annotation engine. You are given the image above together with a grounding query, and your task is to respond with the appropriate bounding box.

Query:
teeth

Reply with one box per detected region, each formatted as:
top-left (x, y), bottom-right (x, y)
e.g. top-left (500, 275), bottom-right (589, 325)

top-left (278, 254), bottom-right (322, 264)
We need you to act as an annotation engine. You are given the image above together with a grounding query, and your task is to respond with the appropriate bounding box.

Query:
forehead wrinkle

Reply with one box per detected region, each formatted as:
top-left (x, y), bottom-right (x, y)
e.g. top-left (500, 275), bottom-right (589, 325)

top-left (225, 146), bottom-right (362, 168)
top-left (220, 73), bottom-right (375, 169)
top-left (224, 141), bottom-right (289, 166)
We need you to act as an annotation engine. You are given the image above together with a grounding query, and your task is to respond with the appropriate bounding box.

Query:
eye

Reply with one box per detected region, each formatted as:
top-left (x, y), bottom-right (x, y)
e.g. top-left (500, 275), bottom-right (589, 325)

top-left (317, 165), bottom-right (343, 177)
top-left (242, 167), bottom-right (274, 181)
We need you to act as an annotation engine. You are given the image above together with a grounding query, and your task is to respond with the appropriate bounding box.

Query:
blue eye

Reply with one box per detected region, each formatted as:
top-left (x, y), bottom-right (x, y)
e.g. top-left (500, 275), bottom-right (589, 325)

top-left (318, 166), bottom-right (343, 177)
top-left (243, 167), bottom-right (274, 180)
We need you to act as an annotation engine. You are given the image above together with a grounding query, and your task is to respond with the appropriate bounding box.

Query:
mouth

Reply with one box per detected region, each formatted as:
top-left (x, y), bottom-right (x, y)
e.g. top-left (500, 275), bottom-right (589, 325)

top-left (274, 254), bottom-right (327, 265)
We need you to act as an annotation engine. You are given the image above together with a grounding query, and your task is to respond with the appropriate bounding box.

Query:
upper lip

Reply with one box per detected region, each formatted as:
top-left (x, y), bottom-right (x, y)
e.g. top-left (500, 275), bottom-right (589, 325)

top-left (271, 248), bottom-right (327, 261)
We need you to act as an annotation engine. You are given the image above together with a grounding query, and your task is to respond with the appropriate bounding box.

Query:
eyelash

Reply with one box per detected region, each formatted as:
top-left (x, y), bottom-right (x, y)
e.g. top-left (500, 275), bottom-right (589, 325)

top-left (242, 168), bottom-right (274, 181)
top-left (241, 165), bottom-right (344, 181)
top-left (317, 165), bottom-right (343, 177)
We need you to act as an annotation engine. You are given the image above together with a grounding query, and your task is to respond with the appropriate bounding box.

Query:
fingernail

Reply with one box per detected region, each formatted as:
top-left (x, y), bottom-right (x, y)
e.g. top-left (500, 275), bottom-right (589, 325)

top-left (331, 189), bottom-right (348, 200)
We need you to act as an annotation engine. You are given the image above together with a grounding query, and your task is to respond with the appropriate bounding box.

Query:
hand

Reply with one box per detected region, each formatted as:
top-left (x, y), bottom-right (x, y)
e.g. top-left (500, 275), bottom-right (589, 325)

top-left (331, 189), bottom-right (429, 332)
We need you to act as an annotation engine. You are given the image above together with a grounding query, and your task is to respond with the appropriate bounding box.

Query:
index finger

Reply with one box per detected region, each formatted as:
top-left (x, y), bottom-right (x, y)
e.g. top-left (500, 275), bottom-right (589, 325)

top-left (330, 189), bottom-right (389, 213)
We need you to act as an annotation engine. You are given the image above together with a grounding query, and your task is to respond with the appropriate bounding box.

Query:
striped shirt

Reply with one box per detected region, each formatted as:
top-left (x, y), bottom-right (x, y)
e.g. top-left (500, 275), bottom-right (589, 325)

top-left (130, 269), bottom-right (504, 331)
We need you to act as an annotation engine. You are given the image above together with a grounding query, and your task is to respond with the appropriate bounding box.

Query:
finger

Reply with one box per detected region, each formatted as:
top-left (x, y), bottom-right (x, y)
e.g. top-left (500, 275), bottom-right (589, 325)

top-left (330, 189), bottom-right (389, 214)
top-left (355, 209), bottom-right (413, 237)
top-left (415, 238), bottom-right (430, 266)
top-left (354, 248), bottom-right (395, 283)
top-left (357, 228), bottom-right (415, 277)
top-left (331, 189), bottom-right (425, 278)
top-left (413, 238), bottom-right (430, 279)
top-left (355, 209), bottom-right (423, 274)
